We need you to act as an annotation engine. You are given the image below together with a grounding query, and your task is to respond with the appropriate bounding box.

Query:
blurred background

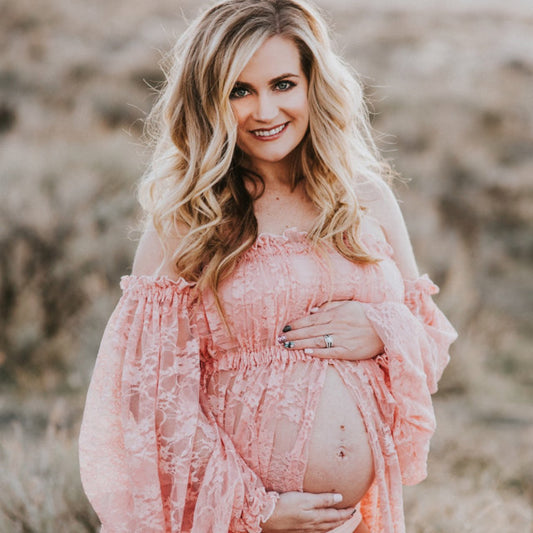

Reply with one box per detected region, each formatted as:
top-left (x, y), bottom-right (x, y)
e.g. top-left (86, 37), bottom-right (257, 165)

top-left (0, 0), bottom-right (532, 531)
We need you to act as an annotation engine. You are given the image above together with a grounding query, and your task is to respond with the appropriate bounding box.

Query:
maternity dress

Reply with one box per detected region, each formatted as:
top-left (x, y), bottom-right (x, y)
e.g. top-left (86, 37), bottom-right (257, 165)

top-left (79, 213), bottom-right (457, 533)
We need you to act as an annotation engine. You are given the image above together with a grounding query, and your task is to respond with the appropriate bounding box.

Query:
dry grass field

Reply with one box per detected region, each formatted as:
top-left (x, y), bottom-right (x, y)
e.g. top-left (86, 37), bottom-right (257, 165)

top-left (0, 0), bottom-right (532, 531)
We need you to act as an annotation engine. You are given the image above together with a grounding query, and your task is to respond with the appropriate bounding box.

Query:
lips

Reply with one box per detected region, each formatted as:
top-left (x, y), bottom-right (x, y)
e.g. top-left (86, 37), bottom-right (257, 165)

top-left (251, 122), bottom-right (288, 138)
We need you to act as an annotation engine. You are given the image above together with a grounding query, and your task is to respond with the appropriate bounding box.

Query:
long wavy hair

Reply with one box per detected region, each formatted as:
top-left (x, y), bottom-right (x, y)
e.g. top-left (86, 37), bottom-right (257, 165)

top-left (139, 0), bottom-right (396, 297)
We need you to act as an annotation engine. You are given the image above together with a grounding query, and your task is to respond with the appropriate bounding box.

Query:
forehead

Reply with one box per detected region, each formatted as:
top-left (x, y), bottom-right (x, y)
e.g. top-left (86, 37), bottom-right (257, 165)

top-left (237, 35), bottom-right (302, 81)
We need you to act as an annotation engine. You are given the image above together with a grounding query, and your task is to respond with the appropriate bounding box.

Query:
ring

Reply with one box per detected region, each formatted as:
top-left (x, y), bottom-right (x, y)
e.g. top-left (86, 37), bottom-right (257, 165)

top-left (323, 334), bottom-right (334, 348)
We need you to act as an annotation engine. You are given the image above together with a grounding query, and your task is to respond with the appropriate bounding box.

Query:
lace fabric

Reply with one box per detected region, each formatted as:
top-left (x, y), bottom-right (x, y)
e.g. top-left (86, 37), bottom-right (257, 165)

top-left (79, 219), bottom-right (457, 533)
top-left (79, 277), bottom-right (278, 533)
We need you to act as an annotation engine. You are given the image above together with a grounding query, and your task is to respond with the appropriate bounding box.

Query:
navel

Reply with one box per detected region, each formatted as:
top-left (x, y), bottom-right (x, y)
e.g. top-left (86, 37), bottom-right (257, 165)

top-left (336, 445), bottom-right (347, 459)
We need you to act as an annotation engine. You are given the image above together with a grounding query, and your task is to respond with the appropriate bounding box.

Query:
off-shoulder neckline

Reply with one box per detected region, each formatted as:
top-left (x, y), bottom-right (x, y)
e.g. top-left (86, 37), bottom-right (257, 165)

top-left (123, 214), bottom-right (394, 286)
top-left (120, 274), bottom-right (194, 290)
top-left (256, 226), bottom-right (308, 239)
top-left (251, 215), bottom-right (392, 253)
top-left (253, 226), bottom-right (309, 247)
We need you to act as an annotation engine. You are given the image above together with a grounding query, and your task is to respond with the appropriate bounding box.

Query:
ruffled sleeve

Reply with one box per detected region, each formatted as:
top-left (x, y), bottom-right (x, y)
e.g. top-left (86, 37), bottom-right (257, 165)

top-left (78, 276), bottom-right (278, 533)
top-left (363, 274), bottom-right (458, 485)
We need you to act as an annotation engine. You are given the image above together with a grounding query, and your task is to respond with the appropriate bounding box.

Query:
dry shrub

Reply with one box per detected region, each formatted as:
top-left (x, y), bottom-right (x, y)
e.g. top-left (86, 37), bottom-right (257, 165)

top-left (404, 396), bottom-right (533, 533)
top-left (0, 400), bottom-right (99, 533)
top-left (405, 480), bottom-right (533, 533)
top-left (0, 134), bottom-right (142, 389)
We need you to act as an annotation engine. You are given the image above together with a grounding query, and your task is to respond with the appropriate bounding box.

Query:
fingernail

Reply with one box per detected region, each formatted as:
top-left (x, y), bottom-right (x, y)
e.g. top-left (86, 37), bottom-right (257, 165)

top-left (304, 348), bottom-right (313, 354)
top-left (333, 494), bottom-right (343, 503)
top-left (283, 341), bottom-right (295, 349)
top-left (277, 335), bottom-right (287, 343)
top-left (310, 307), bottom-right (320, 313)
top-left (282, 325), bottom-right (292, 332)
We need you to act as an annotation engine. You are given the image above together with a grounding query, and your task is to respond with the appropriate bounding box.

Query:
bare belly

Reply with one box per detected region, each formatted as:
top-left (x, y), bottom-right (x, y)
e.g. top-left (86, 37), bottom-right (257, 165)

top-left (302, 365), bottom-right (375, 508)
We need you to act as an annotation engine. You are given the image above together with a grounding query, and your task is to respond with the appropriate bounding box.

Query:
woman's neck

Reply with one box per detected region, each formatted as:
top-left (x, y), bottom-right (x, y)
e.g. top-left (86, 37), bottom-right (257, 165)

top-left (241, 153), bottom-right (296, 189)
top-left (252, 179), bottom-right (318, 236)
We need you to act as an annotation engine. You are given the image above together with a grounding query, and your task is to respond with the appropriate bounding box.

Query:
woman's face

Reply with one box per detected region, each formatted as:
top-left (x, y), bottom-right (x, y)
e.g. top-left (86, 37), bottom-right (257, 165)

top-left (230, 36), bottom-right (309, 176)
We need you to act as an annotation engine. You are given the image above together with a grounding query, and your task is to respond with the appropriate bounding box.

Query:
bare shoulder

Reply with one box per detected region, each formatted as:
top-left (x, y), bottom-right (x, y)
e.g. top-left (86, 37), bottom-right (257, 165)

top-left (131, 220), bottom-right (181, 279)
top-left (360, 179), bottom-right (419, 280)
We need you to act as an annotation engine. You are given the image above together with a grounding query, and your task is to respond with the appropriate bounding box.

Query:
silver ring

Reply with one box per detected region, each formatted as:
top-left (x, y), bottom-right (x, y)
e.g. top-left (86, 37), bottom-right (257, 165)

top-left (323, 334), bottom-right (334, 348)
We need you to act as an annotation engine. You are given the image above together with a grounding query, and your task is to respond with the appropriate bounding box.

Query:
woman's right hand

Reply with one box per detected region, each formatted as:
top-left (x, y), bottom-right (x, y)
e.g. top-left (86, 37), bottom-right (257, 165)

top-left (260, 491), bottom-right (355, 532)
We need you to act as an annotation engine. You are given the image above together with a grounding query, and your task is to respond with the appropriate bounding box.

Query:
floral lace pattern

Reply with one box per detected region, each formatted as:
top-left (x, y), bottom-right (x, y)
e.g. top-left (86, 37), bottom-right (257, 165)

top-left (79, 216), bottom-right (457, 533)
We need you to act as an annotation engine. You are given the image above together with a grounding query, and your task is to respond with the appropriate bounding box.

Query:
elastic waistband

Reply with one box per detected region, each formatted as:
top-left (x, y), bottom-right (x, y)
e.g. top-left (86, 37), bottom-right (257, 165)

top-left (207, 345), bottom-right (317, 372)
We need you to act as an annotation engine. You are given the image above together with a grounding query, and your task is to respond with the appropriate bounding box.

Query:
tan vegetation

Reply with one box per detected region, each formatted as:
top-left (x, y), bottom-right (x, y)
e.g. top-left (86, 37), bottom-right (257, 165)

top-left (0, 0), bottom-right (531, 531)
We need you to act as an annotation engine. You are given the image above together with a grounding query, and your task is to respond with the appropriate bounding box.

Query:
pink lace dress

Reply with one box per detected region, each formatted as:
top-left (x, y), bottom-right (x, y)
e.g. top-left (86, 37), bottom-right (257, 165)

top-left (79, 215), bottom-right (457, 533)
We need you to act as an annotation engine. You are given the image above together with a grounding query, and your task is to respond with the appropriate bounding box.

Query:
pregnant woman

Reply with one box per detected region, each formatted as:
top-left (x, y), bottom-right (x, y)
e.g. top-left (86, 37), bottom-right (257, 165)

top-left (79, 1), bottom-right (457, 531)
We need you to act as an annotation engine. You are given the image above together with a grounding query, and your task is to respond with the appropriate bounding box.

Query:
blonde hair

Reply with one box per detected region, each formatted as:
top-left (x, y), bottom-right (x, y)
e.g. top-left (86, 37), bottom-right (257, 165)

top-left (139, 0), bottom-right (396, 296)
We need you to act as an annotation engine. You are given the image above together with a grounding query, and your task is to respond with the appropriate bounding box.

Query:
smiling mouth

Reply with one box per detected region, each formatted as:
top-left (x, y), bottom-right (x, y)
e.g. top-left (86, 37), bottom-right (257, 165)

top-left (251, 122), bottom-right (288, 138)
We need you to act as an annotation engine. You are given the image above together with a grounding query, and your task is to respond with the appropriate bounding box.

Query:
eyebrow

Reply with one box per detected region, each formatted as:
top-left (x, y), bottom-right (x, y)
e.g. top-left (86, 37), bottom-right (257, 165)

top-left (234, 72), bottom-right (300, 88)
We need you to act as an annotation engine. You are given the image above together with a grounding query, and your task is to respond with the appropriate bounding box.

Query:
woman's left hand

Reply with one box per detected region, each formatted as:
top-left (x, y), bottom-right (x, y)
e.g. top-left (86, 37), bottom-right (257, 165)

top-left (277, 301), bottom-right (384, 361)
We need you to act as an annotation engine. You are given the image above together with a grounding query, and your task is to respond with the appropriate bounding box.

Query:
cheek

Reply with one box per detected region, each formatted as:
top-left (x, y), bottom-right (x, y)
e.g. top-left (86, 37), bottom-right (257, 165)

top-left (230, 102), bottom-right (249, 130)
top-left (232, 114), bottom-right (248, 149)
top-left (288, 92), bottom-right (309, 121)
top-left (301, 101), bottom-right (310, 124)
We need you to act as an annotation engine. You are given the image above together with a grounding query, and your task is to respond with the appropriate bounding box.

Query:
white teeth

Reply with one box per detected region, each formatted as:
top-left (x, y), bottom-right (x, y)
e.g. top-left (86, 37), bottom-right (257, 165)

top-left (252, 123), bottom-right (286, 137)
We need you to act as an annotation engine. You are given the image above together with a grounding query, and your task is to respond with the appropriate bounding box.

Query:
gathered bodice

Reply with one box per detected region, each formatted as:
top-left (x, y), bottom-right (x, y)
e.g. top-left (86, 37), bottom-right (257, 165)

top-left (197, 219), bottom-right (405, 370)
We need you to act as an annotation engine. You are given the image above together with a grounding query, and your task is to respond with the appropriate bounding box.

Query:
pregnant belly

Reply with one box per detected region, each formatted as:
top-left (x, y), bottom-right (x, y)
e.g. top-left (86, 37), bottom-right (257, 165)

top-left (302, 365), bottom-right (375, 508)
top-left (207, 358), bottom-right (374, 506)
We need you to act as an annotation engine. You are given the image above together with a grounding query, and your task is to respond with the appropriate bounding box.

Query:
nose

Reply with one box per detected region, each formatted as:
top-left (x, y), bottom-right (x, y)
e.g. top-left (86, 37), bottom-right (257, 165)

top-left (253, 92), bottom-right (278, 122)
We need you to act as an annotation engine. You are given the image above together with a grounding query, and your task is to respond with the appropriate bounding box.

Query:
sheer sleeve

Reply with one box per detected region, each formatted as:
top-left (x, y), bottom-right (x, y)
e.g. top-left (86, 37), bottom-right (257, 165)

top-left (78, 276), bottom-right (278, 533)
top-left (363, 274), bottom-right (458, 485)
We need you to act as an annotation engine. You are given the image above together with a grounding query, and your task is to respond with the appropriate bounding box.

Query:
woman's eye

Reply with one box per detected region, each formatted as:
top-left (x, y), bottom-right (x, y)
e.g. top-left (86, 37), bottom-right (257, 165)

top-left (276, 80), bottom-right (295, 91)
top-left (230, 87), bottom-right (249, 99)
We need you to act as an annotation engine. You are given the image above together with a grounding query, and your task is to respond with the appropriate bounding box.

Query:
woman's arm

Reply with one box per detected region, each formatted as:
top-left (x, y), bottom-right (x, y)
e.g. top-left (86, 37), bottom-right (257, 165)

top-left (358, 183), bottom-right (457, 484)
top-left (361, 180), bottom-right (458, 393)
top-left (79, 225), bottom-right (278, 532)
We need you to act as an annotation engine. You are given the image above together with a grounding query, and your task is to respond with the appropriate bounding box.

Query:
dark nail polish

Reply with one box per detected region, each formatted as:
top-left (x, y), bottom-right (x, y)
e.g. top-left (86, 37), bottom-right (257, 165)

top-left (282, 325), bottom-right (292, 332)
top-left (283, 341), bottom-right (295, 349)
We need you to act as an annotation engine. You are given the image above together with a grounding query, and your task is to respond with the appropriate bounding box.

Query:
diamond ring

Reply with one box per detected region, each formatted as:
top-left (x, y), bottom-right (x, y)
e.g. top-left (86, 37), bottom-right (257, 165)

top-left (323, 334), bottom-right (334, 348)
